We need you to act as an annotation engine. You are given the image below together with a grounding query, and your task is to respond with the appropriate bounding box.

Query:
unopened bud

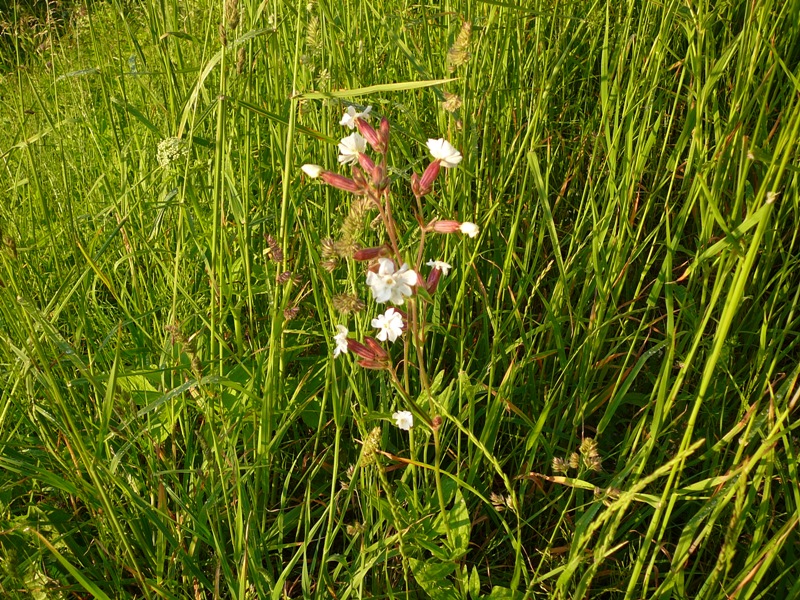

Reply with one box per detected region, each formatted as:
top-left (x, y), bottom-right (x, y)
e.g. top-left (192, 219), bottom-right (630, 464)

top-left (352, 166), bottom-right (368, 188)
top-left (363, 336), bottom-right (389, 361)
top-left (357, 152), bottom-right (376, 173)
top-left (430, 220), bottom-right (461, 234)
top-left (418, 159), bottom-right (441, 195)
top-left (347, 339), bottom-right (375, 360)
top-left (378, 117), bottom-right (390, 152)
top-left (411, 173), bottom-right (423, 197)
top-left (426, 267), bottom-right (442, 294)
top-left (371, 163), bottom-right (388, 190)
top-left (358, 358), bottom-right (388, 370)
top-left (356, 118), bottom-right (384, 153)
top-left (320, 171), bottom-right (365, 194)
top-left (352, 245), bottom-right (388, 261)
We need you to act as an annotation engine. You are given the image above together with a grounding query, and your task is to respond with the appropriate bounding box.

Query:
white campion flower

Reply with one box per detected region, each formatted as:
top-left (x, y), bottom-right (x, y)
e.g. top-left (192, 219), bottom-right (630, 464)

top-left (333, 325), bottom-right (349, 358)
top-left (459, 222), bottom-right (479, 238)
top-left (301, 164), bottom-right (323, 178)
top-left (339, 105), bottom-right (372, 129)
top-left (425, 260), bottom-right (452, 276)
top-left (426, 138), bottom-right (462, 168)
top-left (338, 132), bottom-right (367, 165)
top-left (392, 410), bottom-right (414, 430)
top-left (366, 258), bottom-right (418, 305)
top-left (372, 308), bottom-right (404, 343)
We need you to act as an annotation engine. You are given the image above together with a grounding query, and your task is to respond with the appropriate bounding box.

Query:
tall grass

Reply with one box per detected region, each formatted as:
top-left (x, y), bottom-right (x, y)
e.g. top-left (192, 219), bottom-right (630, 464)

top-left (1, 0), bottom-right (800, 598)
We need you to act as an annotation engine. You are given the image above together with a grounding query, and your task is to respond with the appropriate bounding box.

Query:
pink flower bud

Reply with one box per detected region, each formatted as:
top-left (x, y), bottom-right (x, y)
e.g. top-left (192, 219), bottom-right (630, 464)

top-left (430, 220), bottom-right (462, 234)
top-left (357, 152), bottom-right (376, 173)
top-left (378, 117), bottom-right (390, 152)
top-left (356, 118), bottom-right (384, 153)
top-left (352, 166), bottom-right (368, 188)
top-left (320, 171), bottom-right (365, 194)
top-left (358, 358), bottom-right (388, 370)
top-left (371, 163), bottom-right (388, 190)
top-left (347, 339), bottom-right (375, 360)
top-left (411, 173), bottom-right (422, 197)
top-left (352, 245), bottom-right (388, 261)
top-left (419, 160), bottom-right (441, 194)
top-left (363, 336), bottom-right (389, 361)
top-left (426, 267), bottom-right (442, 294)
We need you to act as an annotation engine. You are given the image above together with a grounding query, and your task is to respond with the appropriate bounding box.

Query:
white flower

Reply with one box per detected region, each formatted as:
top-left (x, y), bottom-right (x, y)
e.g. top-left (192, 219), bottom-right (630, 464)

top-left (156, 137), bottom-right (188, 169)
top-left (459, 222), bottom-right (479, 238)
top-left (338, 132), bottom-right (367, 165)
top-left (426, 260), bottom-right (452, 276)
top-left (426, 138), bottom-right (462, 168)
top-left (392, 410), bottom-right (414, 430)
top-left (366, 258), bottom-right (418, 305)
top-left (333, 325), bottom-right (349, 358)
top-left (339, 105), bottom-right (372, 129)
top-left (301, 163), bottom-right (323, 178)
top-left (372, 308), bottom-right (404, 343)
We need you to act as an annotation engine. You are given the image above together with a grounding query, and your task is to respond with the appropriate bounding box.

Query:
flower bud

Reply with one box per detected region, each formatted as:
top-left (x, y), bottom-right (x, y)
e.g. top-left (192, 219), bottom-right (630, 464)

top-left (411, 173), bottom-right (423, 197)
top-left (357, 152), bottom-right (376, 173)
top-left (430, 220), bottom-right (461, 234)
top-left (371, 162), bottom-right (389, 190)
top-left (352, 166), bottom-right (369, 188)
top-left (363, 336), bottom-right (389, 361)
top-left (378, 117), bottom-right (390, 152)
top-left (347, 339), bottom-right (375, 360)
top-left (358, 358), bottom-right (388, 370)
top-left (419, 159), bottom-right (442, 194)
top-left (426, 267), bottom-right (442, 294)
top-left (352, 245), bottom-right (389, 261)
top-left (356, 118), bottom-right (384, 153)
top-left (320, 171), bottom-right (365, 194)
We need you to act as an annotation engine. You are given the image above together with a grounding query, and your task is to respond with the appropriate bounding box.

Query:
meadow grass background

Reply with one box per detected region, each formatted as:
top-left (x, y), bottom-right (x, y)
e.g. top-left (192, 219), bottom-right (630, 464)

top-left (1, 0), bottom-right (800, 598)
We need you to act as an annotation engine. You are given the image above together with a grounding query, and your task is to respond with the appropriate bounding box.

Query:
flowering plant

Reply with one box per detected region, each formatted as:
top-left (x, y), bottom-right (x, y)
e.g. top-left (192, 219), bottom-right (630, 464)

top-left (301, 106), bottom-right (482, 558)
top-left (302, 105), bottom-right (478, 427)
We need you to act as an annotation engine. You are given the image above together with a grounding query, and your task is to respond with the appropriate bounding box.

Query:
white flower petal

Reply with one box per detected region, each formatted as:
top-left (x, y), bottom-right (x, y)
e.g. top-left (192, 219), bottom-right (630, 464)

top-left (333, 325), bottom-right (349, 358)
top-left (426, 260), bottom-right (452, 276)
top-left (301, 163), bottom-right (323, 178)
top-left (338, 132), bottom-right (367, 165)
top-left (392, 410), bottom-right (414, 430)
top-left (366, 260), bottom-right (416, 305)
top-left (340, 105), bottom-right (372, 129)
top-left (459, 222), bottom-right (479, 238)
top-left (427, 138), bottom-right (462, 168)
top-left (372, 308), bottom-right (404, 343)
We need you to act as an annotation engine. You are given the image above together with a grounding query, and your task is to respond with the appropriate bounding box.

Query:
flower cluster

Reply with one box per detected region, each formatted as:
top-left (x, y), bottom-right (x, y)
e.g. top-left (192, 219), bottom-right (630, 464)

top-left (157, 137), bottom-right (189, 170)
top-left (302, 105), bottom-right (480, 430)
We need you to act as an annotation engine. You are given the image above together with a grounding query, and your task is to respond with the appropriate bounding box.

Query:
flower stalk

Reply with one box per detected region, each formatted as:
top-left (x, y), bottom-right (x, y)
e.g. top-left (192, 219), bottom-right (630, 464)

top-left (307, 105), bottom-right (479, 554)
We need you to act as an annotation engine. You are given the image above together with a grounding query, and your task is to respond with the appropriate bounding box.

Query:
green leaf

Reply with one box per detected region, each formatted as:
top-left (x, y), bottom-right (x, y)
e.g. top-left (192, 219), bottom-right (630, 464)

top-left (468, 566), bottom-right (481, 599)
top-left (447, 490), bottom-right (471, 558)
top-left (485, 586), bottom-right (521, 599)
top-left (408, 558), bottom-right (459, 600)
top-left (299, 78), bottom-right (457, 100)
